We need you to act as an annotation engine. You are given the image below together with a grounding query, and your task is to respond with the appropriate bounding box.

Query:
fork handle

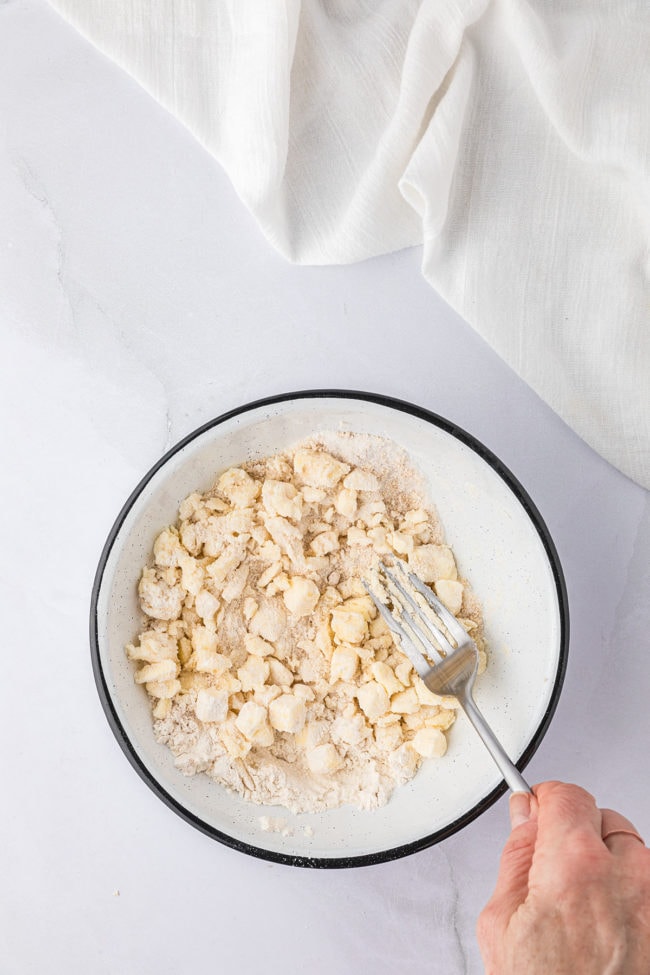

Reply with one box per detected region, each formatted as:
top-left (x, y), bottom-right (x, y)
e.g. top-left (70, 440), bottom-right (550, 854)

top-left (459, 692), bottom-right (532, 794)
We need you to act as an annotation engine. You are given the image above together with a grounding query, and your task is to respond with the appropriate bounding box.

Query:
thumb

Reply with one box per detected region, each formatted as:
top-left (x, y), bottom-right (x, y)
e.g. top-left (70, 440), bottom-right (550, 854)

top-left (489, 793), bottom-right (539, 918)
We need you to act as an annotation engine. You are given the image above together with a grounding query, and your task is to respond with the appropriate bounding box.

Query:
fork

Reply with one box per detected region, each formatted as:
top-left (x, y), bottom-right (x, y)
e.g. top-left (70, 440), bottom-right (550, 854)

top-left (365, 559), bottom-right (531, 795)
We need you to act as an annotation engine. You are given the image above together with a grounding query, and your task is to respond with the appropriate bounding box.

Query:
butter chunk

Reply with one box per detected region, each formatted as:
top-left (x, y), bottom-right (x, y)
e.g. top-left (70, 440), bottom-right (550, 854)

top-left (217, 674), bottom-right (242, 696)
top-left (253, 684), bottom-right (282, 708)
top-left (304, 557), bottom-right (329, 577)
top-left (269, 694), bottom-right (307, 734)
top-left (425, 709), bottom-right (456, 731)
top-left (248, 600), bottom-right (286, 643)
top-left (252, 722), bottom-right (275, 747)
top-left (217, 468), bottom-right (260, 508)
top-left (341, 595), bottom-right (375, 620)
top-left (343, 468), bottom-right (379, 493)
top-left (237, 655), bottom-right (270, 692)
top-left (145, 679), bottom-right (181, 699)
top-left (411, 727), bottom-right (448, 758)
top-left (315, 623), bottom-right (333, 659)
top-left (330, 645), bottom-right (358, 682)
top-left (178, 492), bottom-right (202, 521)
top-left (389, 531), bottom-right (415, 557)
top-left (127, 630), bottom-right (178, 664)
top-left (257, 562), bottom-right (282, 589)
top-left (331, 713), bottom-right (367, 746)
top-left (257, 541), bottom-right (281, 562)
top-left (244, 634), bottom-right (275, 657)
top-left (356, 500), bottom-right (386, 528)
top-left (138, 568), bottom-right (183, 621)
top-left (219, 720), bottom-right (252, 758)
top-left (205, 541), bottom-right (246, 585)
top-left (250, 525), bottom-right (269, 546)
top-left (310, 530), bottom-right (339, 557)
top-left (222, 564), bottom-right (249, 602)
top-left (179, 671), bottom-right (211, 693)
top-left (357, 682), bottom-right (389, 722)
top-left (264, 516), bottom-right (303, 564)
top-left (413, 676), bottom-right (445, 707)
top-left (191, 624), bottom-right (218, 656)
top-left (293, 450), bottom-right (350, 489)
top-left (346, 526), bottom-right (370, 547)
top-left (402, 508), bottom-right (429, 531)
top-left (195, 688), bottom-right (229, 723)
top-left (434, 579), bottom-right (464, 615)
top-left (370, 662), bottom-right (403, 696)
top-left (307, 743), bottom-right (342, 774)
top-left (409, 544), bottom-right (457, 583)
top-left (178, 636), bottom-right (193, 666)
top-left (390, 742), bottom-right (418, 781)
top-left (368, 526), bottom-right (391, 553)
top-left (153, 529), bottom-right (184, 568)
top-left (152, 698), bottom-right (171, 720)
top-left (294, 722), bottom-right (322, 751)
top-left (178, 554), bottom-right (204, 596)
top-left (235, 701), bottom-right (271, 742)
top-left (192, 647), bottom-right (231, 676)
top-left (265, 572), bottom-right (290, 596)
top-left (302, 486), bottom-right (327, 503)
top-left (335, 487), bottom-right (357, 519)
top-left (330, 607), bottom-right (368, 645)
top-left (262, 480), bottom-right (303, 521)
top-left (369, 615), bottom-right (391, 639)
top-left (283, 577), bottom-right (320, 618)
top-left (194, 589), bottom-right (220, 623)
top-left (267, 657), bottom-right (294, 687)
top-left (390, 688), bottom-right (419, 714)
top-left (394, 659), bottom-right (414, 686)
top-left (135, 659), bottom-right (179, 684)
top-left (206, 511), bottom-right (254, 545)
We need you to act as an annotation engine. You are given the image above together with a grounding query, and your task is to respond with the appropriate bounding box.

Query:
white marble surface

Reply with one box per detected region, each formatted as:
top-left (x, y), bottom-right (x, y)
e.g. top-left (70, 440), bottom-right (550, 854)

top-left (2, 2), bottom-right (649, 973)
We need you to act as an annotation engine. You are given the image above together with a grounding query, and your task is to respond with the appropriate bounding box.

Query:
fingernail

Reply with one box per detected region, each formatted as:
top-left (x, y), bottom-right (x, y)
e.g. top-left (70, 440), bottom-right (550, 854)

top-left (510, 792), bottom-right (531, 829)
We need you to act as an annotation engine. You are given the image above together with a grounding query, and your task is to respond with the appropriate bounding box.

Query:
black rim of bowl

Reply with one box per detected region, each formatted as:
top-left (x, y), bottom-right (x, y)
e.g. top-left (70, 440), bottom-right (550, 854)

top-left (90, 389), bottom-right (569, 869)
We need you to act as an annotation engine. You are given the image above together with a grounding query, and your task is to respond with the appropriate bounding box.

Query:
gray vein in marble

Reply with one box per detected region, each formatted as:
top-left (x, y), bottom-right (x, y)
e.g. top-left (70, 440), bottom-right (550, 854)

top-left (14, 155), bottom-right (60, 255)
top-left (164, 406), bottom-right (173, 451)
top-left (12, 152), bottom-right (77, 345)
top-left (615, 494), bottom-right (650, 632)
top-left (12, 151), bottom-right (172, 463)
top-left (439, 846), bottom-right (470, 975)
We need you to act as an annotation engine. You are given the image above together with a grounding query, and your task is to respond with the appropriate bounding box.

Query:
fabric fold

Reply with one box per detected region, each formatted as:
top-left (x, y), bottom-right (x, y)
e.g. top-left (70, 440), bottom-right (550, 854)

top-left (47, 0), bottom-right (650, 487)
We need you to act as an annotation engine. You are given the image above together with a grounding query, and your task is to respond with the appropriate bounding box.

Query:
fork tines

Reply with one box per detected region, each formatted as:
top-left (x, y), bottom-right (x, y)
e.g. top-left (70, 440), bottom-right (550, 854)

top-left (363, 558), bottom-right (463, 679)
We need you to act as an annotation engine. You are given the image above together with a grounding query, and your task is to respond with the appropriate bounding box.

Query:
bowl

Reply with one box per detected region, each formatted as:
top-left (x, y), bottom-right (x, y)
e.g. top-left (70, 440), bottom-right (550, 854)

top-left (91, 390), bottom-right (568, 867)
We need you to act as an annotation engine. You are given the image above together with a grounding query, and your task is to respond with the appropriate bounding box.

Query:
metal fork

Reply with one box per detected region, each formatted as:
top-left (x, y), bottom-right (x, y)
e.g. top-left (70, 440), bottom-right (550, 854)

top-left (365, 559), bottom-right (531, 794)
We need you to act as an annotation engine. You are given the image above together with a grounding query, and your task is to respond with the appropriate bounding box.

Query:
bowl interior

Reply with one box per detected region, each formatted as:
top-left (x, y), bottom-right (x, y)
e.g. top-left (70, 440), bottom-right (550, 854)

top-left (94, 394), bottom-right (565, 864)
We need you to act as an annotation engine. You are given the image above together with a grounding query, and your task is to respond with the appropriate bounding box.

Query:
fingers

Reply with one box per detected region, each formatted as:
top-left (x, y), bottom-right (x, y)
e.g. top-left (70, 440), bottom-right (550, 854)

top-left (485, 792), bottom-right (539, 920)
top-left (510, 791), bottom-right (537, 830)
top-left (532, 784), bottom-right (645, 859)
top-left (600, 808), bottom-right (646, 855)
top-left (533, 780), bottom-right (603, 851)
top-left (489, 782), bottom-right (602, 919)
top-left (480, 779), bottom-right (650, 963)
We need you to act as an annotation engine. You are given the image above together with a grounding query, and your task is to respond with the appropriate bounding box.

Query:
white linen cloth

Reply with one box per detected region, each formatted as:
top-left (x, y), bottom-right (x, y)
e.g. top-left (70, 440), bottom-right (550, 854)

top-left (48, 0), bottom-right (650, 488)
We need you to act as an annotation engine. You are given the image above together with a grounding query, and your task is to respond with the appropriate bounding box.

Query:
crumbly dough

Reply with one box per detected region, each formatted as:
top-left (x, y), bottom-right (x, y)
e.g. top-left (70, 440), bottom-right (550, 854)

top-left (126, 434), bottom-right (486, 813)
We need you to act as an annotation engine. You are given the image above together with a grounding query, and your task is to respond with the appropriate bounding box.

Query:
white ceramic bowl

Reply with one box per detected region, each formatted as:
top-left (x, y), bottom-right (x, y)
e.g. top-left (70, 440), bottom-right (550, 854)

top-left (91, 391), bottom-right (568, 867)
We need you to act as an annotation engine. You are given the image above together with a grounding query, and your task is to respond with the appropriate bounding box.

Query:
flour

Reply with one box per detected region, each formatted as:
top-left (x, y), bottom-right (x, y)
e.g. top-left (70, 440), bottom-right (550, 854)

top-left (127, 432), bottom-right (486, 814)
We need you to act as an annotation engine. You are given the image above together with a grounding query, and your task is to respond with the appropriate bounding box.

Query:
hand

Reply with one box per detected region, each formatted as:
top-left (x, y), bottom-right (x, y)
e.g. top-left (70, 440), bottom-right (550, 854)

top-left (477, 781), bottom-right (650, 974)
